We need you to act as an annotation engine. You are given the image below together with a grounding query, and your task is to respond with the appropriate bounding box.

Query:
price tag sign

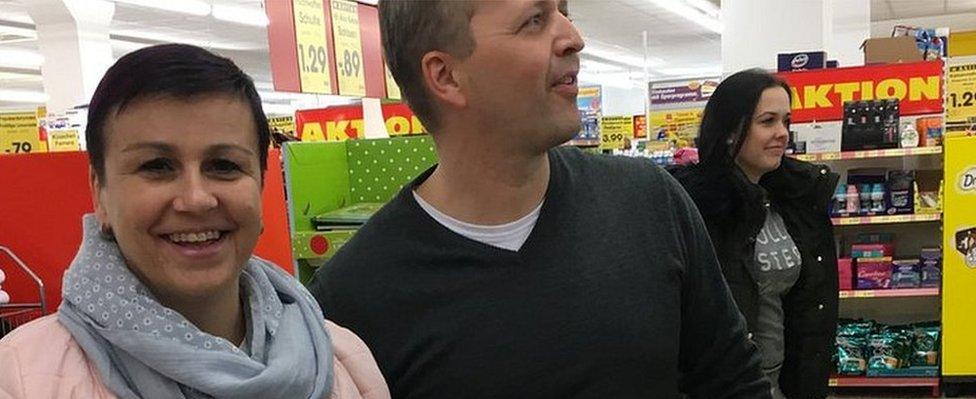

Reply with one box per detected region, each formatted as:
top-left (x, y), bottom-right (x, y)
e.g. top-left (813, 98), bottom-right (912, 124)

top-left (48, 130), bottom-right (80, 152)
top-left (384, 64), bottom-right (401, 100)
top-left (0, 112), bottom-right (42, 155)
top-left (292, 0), bottom-right (332, 94)
top-left (599, 116), bottom-right (633, 150)
top-left (947, 61), bottom-right (976, 124)
top-left (331, 0), bottom-right (366, 96)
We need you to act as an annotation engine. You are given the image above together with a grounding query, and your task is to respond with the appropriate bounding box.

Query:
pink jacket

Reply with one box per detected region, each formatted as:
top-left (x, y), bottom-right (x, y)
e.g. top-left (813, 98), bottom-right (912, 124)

top-left (0, 315), bottom-right (390, 399)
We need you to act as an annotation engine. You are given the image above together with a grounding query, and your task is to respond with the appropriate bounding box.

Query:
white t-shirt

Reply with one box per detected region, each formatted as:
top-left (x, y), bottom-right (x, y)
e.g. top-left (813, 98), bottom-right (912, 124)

top-left (412, 190), bottom-right (542, 251)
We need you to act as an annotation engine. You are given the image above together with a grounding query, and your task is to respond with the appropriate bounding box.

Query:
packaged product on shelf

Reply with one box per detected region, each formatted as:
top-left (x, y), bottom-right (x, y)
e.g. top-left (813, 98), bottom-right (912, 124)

top-left (852, 244), bottom-right (894, 258)
top-left (867, 329), bottom-right (913, 372)
top-left (870, 183), bottom-right (886, 213)
top-left (886, 170), bottom-right (916, 215)
top-left (859, 184), bottom-right (872, 214)
top-left (857, 258), bottom-right (893, 289)
top-left (900, 121), bottom-right (919, 148)
top-left (836, 319), bottom-right (875, 375)
top-left (891, 259), bottom-right (922, 288)
top-left (910, 322), bottom-right (941, 367)
top-left (915, 116), bottom-right (943, 147)
top-left (832, 184), bottom-right (848, 217)
top-left (838, 258), bottom-right (854, 290)
top-left (846, 185), bottom-right (860, 215)
top-left (920, 247), bottom-right (942, 288)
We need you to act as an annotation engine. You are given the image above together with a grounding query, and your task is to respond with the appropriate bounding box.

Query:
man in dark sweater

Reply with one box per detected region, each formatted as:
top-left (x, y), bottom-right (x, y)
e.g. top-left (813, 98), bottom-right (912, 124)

top-left (308, 0), bottom-right (771, 398)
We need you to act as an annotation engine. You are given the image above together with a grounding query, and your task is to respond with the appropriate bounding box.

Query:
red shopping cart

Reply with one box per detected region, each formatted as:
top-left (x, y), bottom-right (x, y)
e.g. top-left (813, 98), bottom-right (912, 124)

top-left (0, 246), bottom-right (46, 338)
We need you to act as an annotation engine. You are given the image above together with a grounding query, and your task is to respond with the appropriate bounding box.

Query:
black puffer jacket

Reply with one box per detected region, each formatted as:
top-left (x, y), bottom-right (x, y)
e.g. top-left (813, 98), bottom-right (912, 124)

top-left (670, 157), bottom-right (839, 399)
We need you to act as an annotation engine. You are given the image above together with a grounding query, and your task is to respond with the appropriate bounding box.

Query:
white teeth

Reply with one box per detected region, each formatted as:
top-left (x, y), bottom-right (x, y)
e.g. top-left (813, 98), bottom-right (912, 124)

top-left (167, 230), bottom-right (221, 244)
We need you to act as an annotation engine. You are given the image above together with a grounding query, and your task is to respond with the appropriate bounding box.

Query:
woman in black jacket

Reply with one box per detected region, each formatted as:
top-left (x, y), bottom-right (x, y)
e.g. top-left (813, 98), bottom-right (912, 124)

top-left (670, 69), bottom-right (839, 399)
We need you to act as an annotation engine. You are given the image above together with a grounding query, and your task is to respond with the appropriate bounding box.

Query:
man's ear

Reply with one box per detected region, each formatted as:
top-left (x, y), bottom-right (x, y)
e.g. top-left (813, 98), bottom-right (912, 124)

top-left (420, 51), bottom-right (467, 110)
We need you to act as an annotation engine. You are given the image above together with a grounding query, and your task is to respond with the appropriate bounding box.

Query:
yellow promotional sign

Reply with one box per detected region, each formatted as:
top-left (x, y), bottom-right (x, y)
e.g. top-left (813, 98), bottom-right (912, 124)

top-left (48, 130), bottom-right (80, 152)
top-left (384, 64), bottom-right (401, 100)
top-left (0, 112), bottom-right (42, 155)
top-left (599, 116), bottom-right (633, 150)
top-left (269, 116), bottom-right (296, 136)
top-left (942, 134), bottom-right (976, 377)
top-left (947, 60), bottom-right (976, 125)
top-left (293, 0), bottom-right (332, 94)
top-left (330, 0), bottom-right (366, 96)
top-left (649, 108), bottom-right (703, 147)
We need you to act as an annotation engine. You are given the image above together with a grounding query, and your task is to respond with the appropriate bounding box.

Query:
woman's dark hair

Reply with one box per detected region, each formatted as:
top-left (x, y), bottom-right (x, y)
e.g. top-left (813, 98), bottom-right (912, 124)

top-left (86, 43), bottom-right (270, 182)
top-left (697, 68), bottom-right (792, 167)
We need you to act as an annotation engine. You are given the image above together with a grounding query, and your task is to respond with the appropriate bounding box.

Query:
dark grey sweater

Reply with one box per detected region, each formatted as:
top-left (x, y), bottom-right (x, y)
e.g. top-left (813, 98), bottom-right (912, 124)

top-left (308, 147), bottom-right (771, 399)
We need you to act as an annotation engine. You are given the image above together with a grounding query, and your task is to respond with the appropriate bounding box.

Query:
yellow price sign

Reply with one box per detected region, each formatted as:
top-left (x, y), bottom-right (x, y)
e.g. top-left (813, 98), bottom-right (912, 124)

top-left (0, 112), bottom-right (42, 155)
top-left (947, 62), bottom-right (976, 124)
top-left (331, 0), bottom-right (366, 96)
top-left (292, 0), bottom-right (332, 94)
top-left (599, 116), bottom-right (633, 150)
top-left (48, 130), bottom-right (80, 152)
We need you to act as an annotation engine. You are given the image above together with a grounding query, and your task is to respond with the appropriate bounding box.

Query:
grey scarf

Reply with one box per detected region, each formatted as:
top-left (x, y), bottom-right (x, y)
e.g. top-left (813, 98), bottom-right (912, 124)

top-left (58, 215), bottom-right (334, 399)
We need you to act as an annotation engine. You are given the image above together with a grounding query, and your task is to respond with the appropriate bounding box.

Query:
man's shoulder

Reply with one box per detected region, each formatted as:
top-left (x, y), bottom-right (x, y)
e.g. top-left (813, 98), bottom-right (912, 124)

top-left (551, 146), bottom-right (673, 188)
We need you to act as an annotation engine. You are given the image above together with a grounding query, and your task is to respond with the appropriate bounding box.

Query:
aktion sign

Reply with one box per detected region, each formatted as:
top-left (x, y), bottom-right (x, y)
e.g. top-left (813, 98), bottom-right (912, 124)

top-left (779, 60), bottom-right (944, 123)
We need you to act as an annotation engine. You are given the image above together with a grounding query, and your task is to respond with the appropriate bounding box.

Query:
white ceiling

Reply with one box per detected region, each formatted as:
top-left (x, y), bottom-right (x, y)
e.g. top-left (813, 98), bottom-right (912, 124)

top-left (1, 0), bottom-right (975, 111)
top-left (871, 0), bottom-right (976, 21)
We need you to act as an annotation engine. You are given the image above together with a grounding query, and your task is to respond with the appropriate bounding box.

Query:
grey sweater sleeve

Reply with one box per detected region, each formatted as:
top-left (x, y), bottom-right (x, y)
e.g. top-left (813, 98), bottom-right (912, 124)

top-left (664, 174), bottom-right (772, 399)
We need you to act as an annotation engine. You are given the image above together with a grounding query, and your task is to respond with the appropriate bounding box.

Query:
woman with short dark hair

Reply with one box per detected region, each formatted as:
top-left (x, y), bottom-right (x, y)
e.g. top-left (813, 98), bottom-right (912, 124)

top-left (670, 69), bottom-right (839, 399)
top-left (0, 44), bottom-right (389, 399)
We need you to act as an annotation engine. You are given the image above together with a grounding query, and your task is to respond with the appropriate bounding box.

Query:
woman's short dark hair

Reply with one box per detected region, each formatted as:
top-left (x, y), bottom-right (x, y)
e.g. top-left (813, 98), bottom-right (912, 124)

top-left (86, 43), bottom-right (270, 182)
top-left (697, 68), bottom-right (792, 167)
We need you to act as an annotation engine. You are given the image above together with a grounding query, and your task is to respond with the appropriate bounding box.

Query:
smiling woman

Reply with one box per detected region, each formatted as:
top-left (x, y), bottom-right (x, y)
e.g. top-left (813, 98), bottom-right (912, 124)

top-left (0, 44), bottom-right (389, 399)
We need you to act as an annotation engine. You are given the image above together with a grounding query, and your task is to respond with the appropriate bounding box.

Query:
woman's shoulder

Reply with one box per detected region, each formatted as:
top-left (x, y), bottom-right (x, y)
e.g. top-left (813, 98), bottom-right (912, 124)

top-left (0, 314), bottom-right (115, 399)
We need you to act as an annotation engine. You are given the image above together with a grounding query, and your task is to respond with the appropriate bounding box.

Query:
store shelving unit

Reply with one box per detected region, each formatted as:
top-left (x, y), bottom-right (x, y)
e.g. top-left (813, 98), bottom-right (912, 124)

top-left (564, 139), bottom-right (600, 147)
top-left (829, 376), bottom-right (941, 396)
top-left (831, 213), bottom-right (942, 226)
top-left (839, 288), bottom-right (940, 299)
top-left (792, 146), bottom-right (942, 162)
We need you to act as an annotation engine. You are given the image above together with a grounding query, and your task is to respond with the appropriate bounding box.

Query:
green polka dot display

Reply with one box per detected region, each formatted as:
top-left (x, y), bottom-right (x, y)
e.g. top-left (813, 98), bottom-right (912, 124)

top-left (346, 136), bottom-right (437, 203)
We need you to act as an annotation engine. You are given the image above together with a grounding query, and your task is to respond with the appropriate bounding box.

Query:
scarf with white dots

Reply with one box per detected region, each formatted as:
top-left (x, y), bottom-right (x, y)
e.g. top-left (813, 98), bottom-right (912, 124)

top-left (58, 215), bottom-right (334, 399)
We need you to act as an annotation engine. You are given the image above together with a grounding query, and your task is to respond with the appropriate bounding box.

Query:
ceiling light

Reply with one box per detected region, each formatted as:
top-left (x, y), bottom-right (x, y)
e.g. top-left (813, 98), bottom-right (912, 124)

top-left (212, 4), bottom-right (269, 27)
top-left (357, 0), bottom-right (379, 5)
top-left (656, 66), bottom-right (722, 77)
top-left (113, 0), bottom-right (211, 17)
top-left (582, 39), bottom-right (665, 69)
top-left (684, 0), bottom-right (720, 19)
top-left (0, 89), bottom-right (48, 103)
top-left (0, 48), bottom-right (44, 69)
top-left (646, 0), bottom-right (722, 34)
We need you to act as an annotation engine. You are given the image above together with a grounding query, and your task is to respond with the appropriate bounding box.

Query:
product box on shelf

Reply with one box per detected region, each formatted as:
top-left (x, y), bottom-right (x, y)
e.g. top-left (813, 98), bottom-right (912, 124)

top-left (886, 170), bottom-right (916, 215)
top-left (891, 259), bottom-right (922, 288)
top-left (777, 51), bottom-right (827, 72)
top-left (841, 99), bottom-right (901, 151)
top-left (838, 258), bottom-right (854, 290)
top-left (920, 247), bottom-right (942, 288)
top-left (857, 257), bottom-right (893, 289)
top-left (862, 36), bottom-right (923, 64)
top-left (852, 244), bottom-right (895, 258)
top-left (915, 116), bottom-right (944, 146)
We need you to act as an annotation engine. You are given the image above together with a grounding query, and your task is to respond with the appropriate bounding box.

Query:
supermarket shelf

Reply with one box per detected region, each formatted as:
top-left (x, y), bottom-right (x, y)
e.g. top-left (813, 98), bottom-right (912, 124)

top-left (792, 146), bottom-right (942, 162)
top-left (564, 139), bottom-right (600, 147)
top-left (839, 288), bottom-right (940, 299)
top-left (831, 213), bottom-right (941, 226)
top-left (829, 376), bottom-right (940, 388)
